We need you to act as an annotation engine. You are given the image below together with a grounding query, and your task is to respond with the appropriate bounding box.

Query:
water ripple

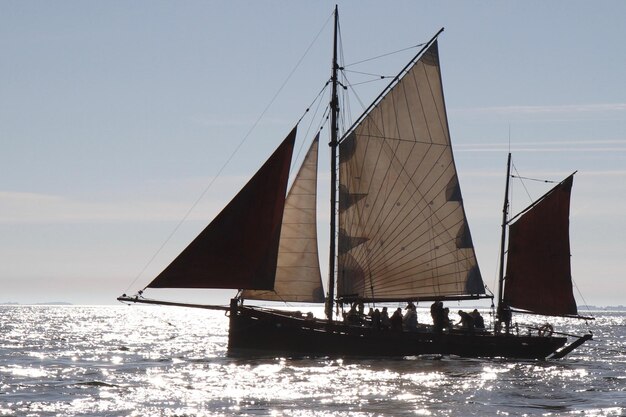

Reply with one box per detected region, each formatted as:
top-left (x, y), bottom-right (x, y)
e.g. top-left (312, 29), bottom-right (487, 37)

top-left (0, 306), bottom-right (624, 416)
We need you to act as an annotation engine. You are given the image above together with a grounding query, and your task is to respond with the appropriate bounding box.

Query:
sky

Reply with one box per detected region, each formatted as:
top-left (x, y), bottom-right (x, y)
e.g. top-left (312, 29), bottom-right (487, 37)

top-left (1, 1), bottom-right (625, 306)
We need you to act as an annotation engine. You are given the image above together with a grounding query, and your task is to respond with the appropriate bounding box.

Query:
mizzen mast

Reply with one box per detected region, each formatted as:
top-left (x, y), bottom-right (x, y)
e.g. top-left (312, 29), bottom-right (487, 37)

top-left (497, 152), bottom-right (512, 324)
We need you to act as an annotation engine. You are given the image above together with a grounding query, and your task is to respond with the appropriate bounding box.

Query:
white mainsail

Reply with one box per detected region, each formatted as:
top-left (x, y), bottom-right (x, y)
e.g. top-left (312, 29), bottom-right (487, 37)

top-left (243, 136), bottom-right (324, 302)
top-left (337, 41), bottom-right (484, 301)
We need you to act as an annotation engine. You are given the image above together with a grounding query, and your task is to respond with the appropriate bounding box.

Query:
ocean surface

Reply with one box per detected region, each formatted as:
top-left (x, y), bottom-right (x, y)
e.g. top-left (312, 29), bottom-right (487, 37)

top-left (0, 305), bottom-right (624, 417)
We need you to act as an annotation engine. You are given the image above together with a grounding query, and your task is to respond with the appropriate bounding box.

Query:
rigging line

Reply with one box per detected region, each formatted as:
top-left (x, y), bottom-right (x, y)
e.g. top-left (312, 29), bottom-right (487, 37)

top-left (348, 137), bottom-right (455, 268)
top-left (345, 171), bottom-right (450, 277)
top-left (336, 61), bottom-right (349, 137)
top-left (492, 238), bottom-right (503, 306)
top-left (354, 206), bottom-right (470, 282)
top-left (125, 11), bottom-right (334, 293)
top-left (365, 248), bottom-right (470, 289)
top-left (340, 29), bottom-right (443, 145)
top-left (245, 290), bottom-right (292, 307)
top-left (339, 84), bottom-right (350, 136)
top-left (311, 103), bottom-right (331, 138)
top-left (511, 163), bottom-right (534, 206)
top-left (352, 57), bottom-right (446, 238)
top-left (353, 132), bottom-right (450, 146)
top-left (337, 19), bottom-right (350, 137)
top-left (426, 52), bottom-right (475, 285)
top-left (572, 278), bottom-right (594, 324)
top-left (344, 145), bottom-right (414, 268)
top-left (297, 80), bottom-right (331, 126)
top-left (358, 214), bottom-right (467, 281)
top-left (295, 87), bottom-right (331, 165)
top-left (344, 69), bottom-right (393, 78)
top-left (341, 130), bottom-right (380, 268)
top-left (341, 82), bottom-right (423, 247)
top-left (378, 250), bottom-right (472, 286)
top-left (339, 41), bottom-right (453, 287)
top-left (345, 43), bottom-right (426, 67)
top-left (511, 174), bottom-right (558, 183)
top-left (347, 78), bottom-right (392, 87)
top-left (341, 71), bottom-right (371, 122)
top-left (348, 199), bottom-right (452, 277)
top-left (352, 66), bottom-right (451, 262)
top-left (339, 84), bottom-right (349, 132)
top-left (373, 201), bottom-right (467, 267)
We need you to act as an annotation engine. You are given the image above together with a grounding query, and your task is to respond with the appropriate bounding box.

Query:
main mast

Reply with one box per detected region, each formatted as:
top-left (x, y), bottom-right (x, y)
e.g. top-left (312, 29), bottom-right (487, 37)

top-left (325, 5), bottom-right (339, 321)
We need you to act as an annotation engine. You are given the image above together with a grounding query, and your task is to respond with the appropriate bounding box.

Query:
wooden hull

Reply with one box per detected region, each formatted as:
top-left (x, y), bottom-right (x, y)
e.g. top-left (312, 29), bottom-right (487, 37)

top-left (228, 306), bottom-right (569, 360)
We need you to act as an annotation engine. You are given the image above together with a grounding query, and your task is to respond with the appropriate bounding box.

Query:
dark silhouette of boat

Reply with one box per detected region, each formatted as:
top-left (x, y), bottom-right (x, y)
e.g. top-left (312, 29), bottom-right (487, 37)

top-left (119, 7), bottom-right (592, 359)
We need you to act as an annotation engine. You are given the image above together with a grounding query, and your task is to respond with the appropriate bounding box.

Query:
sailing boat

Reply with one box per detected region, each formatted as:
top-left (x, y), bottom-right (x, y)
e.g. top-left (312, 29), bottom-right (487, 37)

top-left (118, 8), bottom-right (592, 359)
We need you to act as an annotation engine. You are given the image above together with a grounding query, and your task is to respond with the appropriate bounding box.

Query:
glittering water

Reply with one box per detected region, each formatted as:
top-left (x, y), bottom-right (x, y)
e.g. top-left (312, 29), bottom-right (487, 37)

top-left (0, 306), bottom-right (624, 416)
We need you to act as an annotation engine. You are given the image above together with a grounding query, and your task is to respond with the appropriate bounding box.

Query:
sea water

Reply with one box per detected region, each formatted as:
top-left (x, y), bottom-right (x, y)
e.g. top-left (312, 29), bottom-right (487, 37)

top-left (0, 305), bottom-right (624, 416)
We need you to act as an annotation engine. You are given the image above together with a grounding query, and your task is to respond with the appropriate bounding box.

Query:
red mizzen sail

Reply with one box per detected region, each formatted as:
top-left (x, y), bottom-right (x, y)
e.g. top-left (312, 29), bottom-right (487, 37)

top-left (503, 175), bottom-right (577, 316)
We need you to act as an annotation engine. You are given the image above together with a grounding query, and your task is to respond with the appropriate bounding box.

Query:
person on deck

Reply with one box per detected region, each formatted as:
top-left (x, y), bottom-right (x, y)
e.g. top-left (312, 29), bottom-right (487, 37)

top-left (371, 308), bottom-right (381, 330)
top-left (471, 309), bottom-right (485, 329)
top-left (345, 304), bottom-right (359, 324)
top-left (390, 308), bottom-right (403, 332)
top-left (497, 304), bottom-right (512, 334)
top-left (403, 302), bottom-right (418, 331)
top-left (380, 307), bottom-right (390, 330)
top-left (457, 310), bottom-right (474, 331)
top-left (431, 301), bottom-right (444, 333)
top-left (442, 307), bottom-right (451, 329)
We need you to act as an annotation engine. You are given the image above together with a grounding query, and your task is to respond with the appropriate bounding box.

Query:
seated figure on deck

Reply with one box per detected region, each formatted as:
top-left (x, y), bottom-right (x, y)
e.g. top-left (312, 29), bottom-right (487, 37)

top-left (471, 309), bottom-right (485, 329)
top-left (457, 310), bottom-right (475, 331)
top-left (390, 308), bottom-right (403, 332)
top-left (430, 301), bottom-right (444, 333)
top-left (497, 304), bottom-right (512, 334)
top-left (403, 302), bottom-right (418, 331)
top-left (345, 303), bottom-right (359, 324)
top-left (371, 308), bottom-right (381, 330)
top-left (380, 307), bottom-right (390, 330)
top-left (442, 307), bottom-right (451, 330)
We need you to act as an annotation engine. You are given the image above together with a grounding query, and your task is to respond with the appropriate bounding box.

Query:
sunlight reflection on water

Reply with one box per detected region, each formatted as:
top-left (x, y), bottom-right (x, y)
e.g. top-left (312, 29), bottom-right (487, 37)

top-left (0, 306), bottom-right (624, 416)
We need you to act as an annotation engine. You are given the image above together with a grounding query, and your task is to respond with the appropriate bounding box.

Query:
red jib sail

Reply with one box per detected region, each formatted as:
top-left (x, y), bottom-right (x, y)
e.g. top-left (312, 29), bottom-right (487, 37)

top-left (147, 127), bottom-right (297, 290)
top-left (503, 174), bottom-right (577, 316)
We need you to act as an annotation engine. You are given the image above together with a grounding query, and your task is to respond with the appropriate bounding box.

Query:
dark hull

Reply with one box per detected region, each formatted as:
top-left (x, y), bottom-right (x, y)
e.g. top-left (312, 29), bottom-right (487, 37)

top-left (228, 306), bottom-right (568, 360)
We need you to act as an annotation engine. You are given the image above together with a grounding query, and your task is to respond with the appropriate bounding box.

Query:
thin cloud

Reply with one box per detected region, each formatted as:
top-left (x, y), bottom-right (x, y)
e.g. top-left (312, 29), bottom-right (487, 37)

top-left (452, 103), bottom-right (626, 115)
top-left (581, 170), bottom-right (626, 177)
top-left (459, 168), bottom-right (626, 180)
top-left (458, 146), bottom-right (626, 153)
top-left (190, 115), bottom-right (291, 127)
top-left (455, 139), bottom-right (626, 153)
top-left (0, 185), bottom-right (232, 225)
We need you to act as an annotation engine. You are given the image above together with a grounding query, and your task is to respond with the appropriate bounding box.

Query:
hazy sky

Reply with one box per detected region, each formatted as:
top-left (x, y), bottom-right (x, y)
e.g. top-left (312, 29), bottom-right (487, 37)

top-left (1, 1), bottom-right (625, 306)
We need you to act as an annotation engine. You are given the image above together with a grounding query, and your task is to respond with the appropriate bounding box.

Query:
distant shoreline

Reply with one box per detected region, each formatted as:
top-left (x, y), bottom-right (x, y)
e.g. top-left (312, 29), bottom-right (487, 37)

top-left (0, 302), bottom-right (73, 306)
top-left (1, 302), bottom-right (625, 311)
